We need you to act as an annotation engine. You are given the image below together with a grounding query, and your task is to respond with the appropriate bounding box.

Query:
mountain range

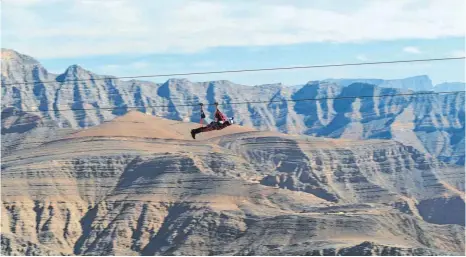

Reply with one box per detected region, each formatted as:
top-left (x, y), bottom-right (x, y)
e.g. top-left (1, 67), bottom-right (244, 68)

top-left (1, 48), bottom-right (465, 255)
top-left (2, 48), bottom-right (465, 165)
top-left (323, 76), bottom-right (465, 92)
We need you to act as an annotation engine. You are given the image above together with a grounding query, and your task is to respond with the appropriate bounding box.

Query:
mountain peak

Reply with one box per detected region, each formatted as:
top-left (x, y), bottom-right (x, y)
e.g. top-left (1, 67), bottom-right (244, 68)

top-left (1, 48), bottom-right (42, 66)
top-left (305, 80), bottom-right (320, 85)
top-left (1, 48), bottom-right (50, 79)
top-left (408, 74), bottom-right (430, 79)
top-left (1, 48), bottom-right (20, 60)
top-left (322, 75), bottom-right (433, 91)
top-left (165, 78), bottom-right (192, 85)
top-left (256, 82), bottom-right (283, 88)
top-left (434, 82), bottom-right (465, 92)
top-left (64, 64), bottom-right (91, 74)
top-left (210, 79), bottom-right (234, 84)
top-left (399, 74), bottom-right (432, 84)
top-left (57, 64), bottom-right (96, 81)
top-left (379, 75), bottom-right (433, 91)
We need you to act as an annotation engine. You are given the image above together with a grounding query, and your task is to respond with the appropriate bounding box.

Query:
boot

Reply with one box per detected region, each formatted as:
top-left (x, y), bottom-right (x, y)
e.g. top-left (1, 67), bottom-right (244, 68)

top-left (191, 127), bottom-right (203, 139)
top-left (191, 129), bottom-right (196, 139)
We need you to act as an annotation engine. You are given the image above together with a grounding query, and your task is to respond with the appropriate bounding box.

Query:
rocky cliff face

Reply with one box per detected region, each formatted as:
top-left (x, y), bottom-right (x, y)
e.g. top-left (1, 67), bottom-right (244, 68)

top-left (325, 76), bottom-right (466, 93)
top-left (1, 112), bottom-right (464, 255)
top-left (323, 75), bottom-right (435, 91)
top-left (1, 49), bottom-right (464, 165)
top-left (434, 82), bottom-right (465, 92)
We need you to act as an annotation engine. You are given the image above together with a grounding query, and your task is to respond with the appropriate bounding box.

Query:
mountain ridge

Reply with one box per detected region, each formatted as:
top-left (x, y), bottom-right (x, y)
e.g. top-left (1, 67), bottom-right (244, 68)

top-left (2, 49), bottom-right (465, 165)
top-left (2, 48), bottom-right (464, 90)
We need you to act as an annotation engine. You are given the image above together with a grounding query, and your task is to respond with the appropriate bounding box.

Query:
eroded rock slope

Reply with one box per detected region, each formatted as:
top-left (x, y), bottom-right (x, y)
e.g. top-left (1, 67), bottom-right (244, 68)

top-left (1, 112), bottom-right (464, 255)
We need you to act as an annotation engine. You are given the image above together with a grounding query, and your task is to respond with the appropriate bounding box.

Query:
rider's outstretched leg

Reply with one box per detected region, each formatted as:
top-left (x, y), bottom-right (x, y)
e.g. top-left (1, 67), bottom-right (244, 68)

top-left (191, 123), bottom-right (217, 139)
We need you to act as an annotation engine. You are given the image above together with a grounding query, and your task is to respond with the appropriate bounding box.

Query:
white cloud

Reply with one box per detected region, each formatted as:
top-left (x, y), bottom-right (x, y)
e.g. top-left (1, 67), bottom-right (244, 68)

top-left (97, 61), bottom-right (150, 74)
top-left (3, 0), bottom-right (50, 7)
top-left (403, 46), bottom-right (422, 54)
top-left (449, 49), bottom-right (466, 57)
top-left (130, 61), bottom-right (150, 69)
top-left (356, 54), bottom-right (368, 61)
top-left (2, 0), bottom-right (465, 58)
top-left (193, 61), bottom-right (216, 68)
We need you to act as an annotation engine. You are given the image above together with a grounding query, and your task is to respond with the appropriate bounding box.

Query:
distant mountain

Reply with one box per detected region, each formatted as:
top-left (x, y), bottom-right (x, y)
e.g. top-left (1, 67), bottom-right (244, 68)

top-left (322, 78), bottom-right (386, 87)
top-left (434, 82), bottom-right (465, 92)
top-left (323, 75), bottom-right (435, 91)
top-left (1, 48), bottom-right (465, 165)
top-left (323, 76), bottom-right (466, 93)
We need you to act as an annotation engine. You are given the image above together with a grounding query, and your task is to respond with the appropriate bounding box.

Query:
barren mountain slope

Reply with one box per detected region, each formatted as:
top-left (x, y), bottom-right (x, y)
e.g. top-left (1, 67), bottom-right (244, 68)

top-left (1, 112), bottom-right (464, 255)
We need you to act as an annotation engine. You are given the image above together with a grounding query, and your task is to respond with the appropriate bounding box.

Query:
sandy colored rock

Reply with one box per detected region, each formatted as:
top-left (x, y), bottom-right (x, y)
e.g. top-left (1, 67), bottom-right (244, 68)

top-left (1, 112), bottom-right (464, 255)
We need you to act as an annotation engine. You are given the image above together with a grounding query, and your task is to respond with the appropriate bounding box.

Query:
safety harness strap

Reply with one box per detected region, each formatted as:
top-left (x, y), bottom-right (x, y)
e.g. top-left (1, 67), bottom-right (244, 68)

top-left (199, 103), bottom-right (206, 125)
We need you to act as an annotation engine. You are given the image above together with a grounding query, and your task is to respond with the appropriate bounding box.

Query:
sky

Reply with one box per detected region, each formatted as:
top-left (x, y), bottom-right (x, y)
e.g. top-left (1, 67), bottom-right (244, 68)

top-left (2, 0), bottom-right (465, 86)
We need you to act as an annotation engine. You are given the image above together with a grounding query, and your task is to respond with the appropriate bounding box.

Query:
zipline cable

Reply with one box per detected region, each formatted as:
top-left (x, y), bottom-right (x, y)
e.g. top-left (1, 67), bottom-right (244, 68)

top-left (2, 57), bottom-right (464, 86)
top-left (4, 90), bottom-right (464, 114)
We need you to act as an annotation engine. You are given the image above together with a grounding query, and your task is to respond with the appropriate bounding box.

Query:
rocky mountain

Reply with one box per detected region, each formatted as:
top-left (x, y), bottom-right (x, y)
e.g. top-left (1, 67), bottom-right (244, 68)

top-left (2, 49), bottom-right (464, 166)
top-left (323, 75), bottom-right (435, 91)
top-left (1, 111), bottom-right (464, 255)
top-left (434, 82), bottom-right (465, 92)
top-left (324, 76), bottom-right (465, 93)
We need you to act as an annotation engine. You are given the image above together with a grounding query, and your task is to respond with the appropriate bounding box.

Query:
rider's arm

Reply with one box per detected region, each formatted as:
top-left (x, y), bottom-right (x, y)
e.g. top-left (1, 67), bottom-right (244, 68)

top-left (214, 109), bottom-right (220, 123)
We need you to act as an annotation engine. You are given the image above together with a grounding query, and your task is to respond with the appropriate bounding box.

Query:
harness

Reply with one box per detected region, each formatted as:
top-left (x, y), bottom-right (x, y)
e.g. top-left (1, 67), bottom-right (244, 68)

top-left (198, 102), bottom-right (233, 129)
top-left (215, 109), bottom-right (228, 122)
top-left (199, 103), bottom-right (206, 125)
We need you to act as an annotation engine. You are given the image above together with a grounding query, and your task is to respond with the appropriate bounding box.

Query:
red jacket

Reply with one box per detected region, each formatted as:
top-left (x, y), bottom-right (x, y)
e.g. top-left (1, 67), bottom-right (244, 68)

top-left (214, 109), bottom-right (228, 122)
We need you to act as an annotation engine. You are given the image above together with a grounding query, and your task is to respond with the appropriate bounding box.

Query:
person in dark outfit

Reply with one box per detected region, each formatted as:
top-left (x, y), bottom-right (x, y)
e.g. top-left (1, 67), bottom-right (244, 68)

top-left (191, 103), bottom-right (233, 139)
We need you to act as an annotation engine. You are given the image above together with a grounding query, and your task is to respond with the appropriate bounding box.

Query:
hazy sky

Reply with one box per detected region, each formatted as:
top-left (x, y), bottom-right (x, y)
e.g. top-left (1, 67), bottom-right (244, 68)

top-left (2, 0), bottom-right (465, 85)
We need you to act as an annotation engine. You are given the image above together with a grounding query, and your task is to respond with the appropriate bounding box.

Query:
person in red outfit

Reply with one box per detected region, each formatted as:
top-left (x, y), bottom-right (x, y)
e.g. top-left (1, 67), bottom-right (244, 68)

top-left (190, 102), bottom-right (233, 139)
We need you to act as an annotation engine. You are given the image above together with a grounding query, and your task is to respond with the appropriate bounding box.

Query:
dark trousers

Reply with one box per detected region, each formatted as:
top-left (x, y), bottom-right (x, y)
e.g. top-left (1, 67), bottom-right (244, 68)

top-left (192, 121), bottom-right (231, 134)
